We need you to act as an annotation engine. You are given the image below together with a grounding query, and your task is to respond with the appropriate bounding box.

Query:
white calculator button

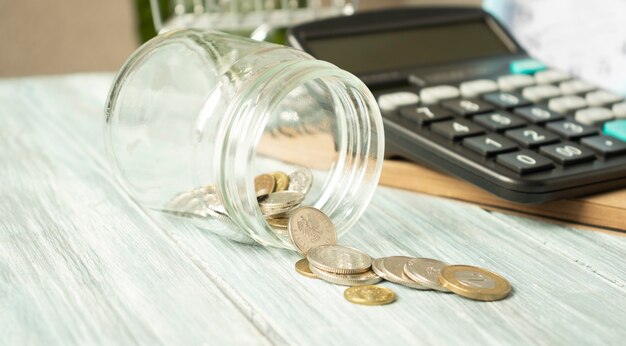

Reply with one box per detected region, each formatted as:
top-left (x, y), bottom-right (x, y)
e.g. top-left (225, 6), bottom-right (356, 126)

top-left (534, 69), bottom-right (571, 84)
top-left (574, 107), bottom-right (614, 125)
top-left (548, 96), bottom-right (587, 114)
top-left (585, 90), bottom-right (624, 107)
top-left (459, 79), bottom-right (498, 98)
top-left (497, 74), bottom-right (535, 91)
top-left (377, 92), bottom-right (419, 112)
top-left (419, 85), bottom-right (460, 104)
top-left (559, 80), bottom-right (596, 95)
top-left (521, 85), bottom-right (561, 102)
top-left (612, 102), bottom-right (626, 118)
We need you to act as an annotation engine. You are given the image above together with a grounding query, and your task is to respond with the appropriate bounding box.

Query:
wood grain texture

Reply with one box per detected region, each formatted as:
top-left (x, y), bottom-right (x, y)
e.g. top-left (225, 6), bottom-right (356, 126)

top-left (1, 74), bottom-right (626, 345)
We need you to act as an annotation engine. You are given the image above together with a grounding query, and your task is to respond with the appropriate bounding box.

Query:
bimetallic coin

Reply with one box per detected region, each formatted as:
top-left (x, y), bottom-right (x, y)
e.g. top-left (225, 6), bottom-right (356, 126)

top-left (307, 245), bottom-right (371, 274)
top-left (288, 207), bottom-right (336, 256)
top-left (271, 171), bottom-right (290, 192)
top-left (295, 258), bottom-right (317, 279)
top-left (371, 257), bottom-right (429, 290)
top-left (309, 265), bottom-right (382, 286)
top-left (288, 169), bottom-right (313, 195)
top-left (404, 258), bottom-right (451, 292)
top-left (344, 285), bottom-right (396, 306)
top-left (254, 174), bottom-right (275, 199)
top-left (439, 265), bottom-right (511, 301)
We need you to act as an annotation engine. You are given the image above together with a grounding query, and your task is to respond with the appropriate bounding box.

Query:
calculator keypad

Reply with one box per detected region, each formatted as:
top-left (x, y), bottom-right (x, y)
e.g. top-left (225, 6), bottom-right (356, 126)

top-left (377, 65), bottom-right (626, 179)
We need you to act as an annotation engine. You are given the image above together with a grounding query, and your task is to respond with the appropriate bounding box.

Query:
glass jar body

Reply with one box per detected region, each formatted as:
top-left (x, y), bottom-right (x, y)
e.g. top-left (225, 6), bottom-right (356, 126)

top-left (105, 29), bottom-right (384, 249)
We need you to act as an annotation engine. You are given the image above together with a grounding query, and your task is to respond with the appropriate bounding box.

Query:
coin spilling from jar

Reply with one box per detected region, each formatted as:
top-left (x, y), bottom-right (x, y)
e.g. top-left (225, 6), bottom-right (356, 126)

top-left (165, 169), bottom-right (512, 305)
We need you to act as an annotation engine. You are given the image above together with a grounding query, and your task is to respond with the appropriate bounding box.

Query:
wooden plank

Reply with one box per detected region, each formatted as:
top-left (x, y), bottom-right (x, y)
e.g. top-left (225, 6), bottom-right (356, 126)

top-left (0, 76), bottom-right (270, 345)
top-left (156, 187), bottom-right (626, 345)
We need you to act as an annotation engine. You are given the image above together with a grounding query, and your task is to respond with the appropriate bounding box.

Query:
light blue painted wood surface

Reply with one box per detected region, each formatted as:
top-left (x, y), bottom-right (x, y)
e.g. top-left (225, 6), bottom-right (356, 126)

top-left (1, 74), bottom-right (625, 345)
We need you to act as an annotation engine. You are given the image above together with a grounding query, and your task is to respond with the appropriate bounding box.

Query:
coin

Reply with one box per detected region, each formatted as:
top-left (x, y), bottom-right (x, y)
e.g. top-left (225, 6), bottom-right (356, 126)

top-left (271, 171), bottom-right (290, 192)
top-left (254, 174), bottom-right (275, 199)
top-left (371, 256), bottom-right (428, 290)
top-left (267, 217), bottom-right (289, 229)
top-left (295, 258), bottom-right (317, 279)
top-left (309, 265), bottom-right (382, 286)
top-left (259, 191), bottom-right (305, 209)
top-left (288, 207), bottom-right (336, 256)
top-left (307, 245), bottom-right (371, 274)
top-left (404, 258), bottom-right (451, 292)
top-left (344, 285), bottom-right (396, 306)
top-left (288, 169), bottom-right (313, 195)
top-left (439, 265), bottom-right (511, 301)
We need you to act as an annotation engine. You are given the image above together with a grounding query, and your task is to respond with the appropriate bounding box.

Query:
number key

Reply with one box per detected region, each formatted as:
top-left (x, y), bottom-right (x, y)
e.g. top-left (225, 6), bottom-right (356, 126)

top-left (463, 134), bottom-right (517, 156)
top-left (546, 120), bottom-right (597, 139)
top-left (505, 126), bottom-right (559, 148)
top-left (539, 142), bottom-right (595, 165)
top-left (474, 111), bottom-right (526, 132)
top-left (431, 119), bottom-right (484, 141)
top-left (514, 105), bottom-right (564, 124)
top-left (497, 150), bottom-right (554, 174)
top-left (441, 98), bottom-right (494, 116)
top-left (398, 105), bottom-right (452, 125)
top-left (483, 91), bottom-right (531, 109)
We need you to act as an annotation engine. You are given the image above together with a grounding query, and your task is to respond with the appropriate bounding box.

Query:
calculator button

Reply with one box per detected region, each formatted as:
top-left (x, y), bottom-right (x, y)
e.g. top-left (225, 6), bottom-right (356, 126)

top-left (482, 91), bottom-right (531, 109)
top-left (559, 80), bottom-right (595, 95)
top-left (534, 69), bottom-right (571, 84)
top-left (474, 111), bottom-right (526, 131)
top-left (463, 134), bottom-right (517, 157)
top-left (586, 90), bottom-right (623, 107)
top-left (613, 102), bottom-right (626, 118)
top-left (603, 120), bottom-right (626, 142)
top-left (548, 96), bottom-right (588, 114)
top-left (497, 74), bottom-right (535, 91)
top-left (514, 105), bottom-right (564, 124)
top-left (431, 119), bottom-right (484, 140)
top-left (546, 120), bottom-right (597, 139)
top-left (377, 92), bottom-right (419, 112)
top-left (497, 150), bottom-right (554, 174)
top-left (440, 98), bottom-right (494, 116)
top-left (581, 135), bottom-right (626, 157)
top-left (398, 105), bottom-right (452, 125)
top-left (539, 143), bottom-right (595, 165)
top-left (521, 85), bottom-right (561, 102)
top-left (574, 107), bottom-right (614, 126)
top-left (459, 79), bottom-right (499, 98)
top-left (505, 126), bottom-right (560, 148)
top-left (508, 59), bottom-right (547, 75)
top-left (420, 85), bottom-right (460, 104)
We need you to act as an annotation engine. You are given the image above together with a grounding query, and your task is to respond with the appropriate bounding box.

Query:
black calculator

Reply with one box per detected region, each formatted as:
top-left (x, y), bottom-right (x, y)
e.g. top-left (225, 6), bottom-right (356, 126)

top-left (288, 7), bottom-right (626, 203)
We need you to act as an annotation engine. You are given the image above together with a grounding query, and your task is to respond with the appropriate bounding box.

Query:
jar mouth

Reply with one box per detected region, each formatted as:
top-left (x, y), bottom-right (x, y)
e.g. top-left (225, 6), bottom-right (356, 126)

top-left (214, 59), bottom-right (384, 248)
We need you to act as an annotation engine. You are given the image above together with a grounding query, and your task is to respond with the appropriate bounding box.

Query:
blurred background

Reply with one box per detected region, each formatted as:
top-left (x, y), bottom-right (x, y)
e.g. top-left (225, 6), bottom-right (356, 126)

top-left (0, 0), bottom-right (479, 77)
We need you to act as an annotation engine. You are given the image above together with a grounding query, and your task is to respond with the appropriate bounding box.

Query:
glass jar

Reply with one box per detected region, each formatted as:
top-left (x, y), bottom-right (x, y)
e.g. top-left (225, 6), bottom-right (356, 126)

top-left (105, 29), bottom-right (384, 249)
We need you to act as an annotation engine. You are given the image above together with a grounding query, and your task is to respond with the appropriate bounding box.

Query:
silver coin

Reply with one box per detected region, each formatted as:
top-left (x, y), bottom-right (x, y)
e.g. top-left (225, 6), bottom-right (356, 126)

top-left (308, 265), bottom-right (381, 286)
top-left (260, 203), bottom-right (301, 217)
top-left (259, 191), bottom-right (305, 209)
top-left (372, 256), bottom-right (429, 290)
top-left (288, 169), bottom-right (313, 195)
top-left (307, 245), bottom-right (371, 274)
top-left (404, 258), bottom-right (451, 292)
top-left (288, 207), bottom-right (336, 256)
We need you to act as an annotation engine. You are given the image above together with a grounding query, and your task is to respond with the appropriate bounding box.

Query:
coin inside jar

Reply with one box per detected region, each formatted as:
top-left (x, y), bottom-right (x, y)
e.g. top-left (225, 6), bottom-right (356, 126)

top-left (404, 258), bottom-right (451, 292)
top-left (287, 168), bottom-right (313, 195)
top-left (271, 171), bottom-right (290, 192)
top-left (439, 265), bottom-right (511, 301)
top-left (254, 174), bottom-right (275, 199)
top-left (307, 245), bottom-right (371, 274)
top-left (288, 207), bottom-right (336, 256)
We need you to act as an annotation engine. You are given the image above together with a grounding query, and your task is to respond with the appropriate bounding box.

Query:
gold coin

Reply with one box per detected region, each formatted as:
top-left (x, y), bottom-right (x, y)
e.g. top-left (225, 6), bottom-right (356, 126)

top-left (254, 174), bottom-right (275, 199)
top-left (271, 171), bottom-right (290, 192)
top-left (295, 258), bottom-right (318, 279)
top-left (344, 285), bottom-right (396, 306)
top-left (439, 265), bottom-right (511, 302)
top-left (267, 217), bottom-right (289, 229)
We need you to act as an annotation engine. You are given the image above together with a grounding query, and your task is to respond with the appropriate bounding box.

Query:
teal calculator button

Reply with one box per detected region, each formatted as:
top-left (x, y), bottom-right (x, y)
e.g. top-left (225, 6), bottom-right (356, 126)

top-left (509, 59), bottom-right (547, 75)
top-left (603, 120), bottom-right (626, 142)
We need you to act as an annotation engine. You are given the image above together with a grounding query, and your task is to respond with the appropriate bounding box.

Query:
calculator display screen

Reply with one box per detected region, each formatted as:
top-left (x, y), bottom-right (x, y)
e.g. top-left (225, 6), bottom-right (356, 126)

top-left (305, 20), bottom-right (513, 74)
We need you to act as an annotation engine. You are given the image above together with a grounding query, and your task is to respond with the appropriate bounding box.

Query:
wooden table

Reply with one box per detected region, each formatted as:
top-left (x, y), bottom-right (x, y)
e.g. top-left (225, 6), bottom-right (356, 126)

top-left (2, 74), bottom-right (625, 345)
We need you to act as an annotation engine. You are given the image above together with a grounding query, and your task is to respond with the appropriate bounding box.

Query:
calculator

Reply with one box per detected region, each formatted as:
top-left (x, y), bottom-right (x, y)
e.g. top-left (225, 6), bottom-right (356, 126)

top-left (288, 7), bottom-right (626, 203)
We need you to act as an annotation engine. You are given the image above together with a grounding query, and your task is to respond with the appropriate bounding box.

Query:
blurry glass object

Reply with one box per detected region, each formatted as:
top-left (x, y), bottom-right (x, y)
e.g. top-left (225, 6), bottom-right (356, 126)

top-left (484, 0), bottom-right (626, 95)
top-left (147, 0), bottom-right (358, 43)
